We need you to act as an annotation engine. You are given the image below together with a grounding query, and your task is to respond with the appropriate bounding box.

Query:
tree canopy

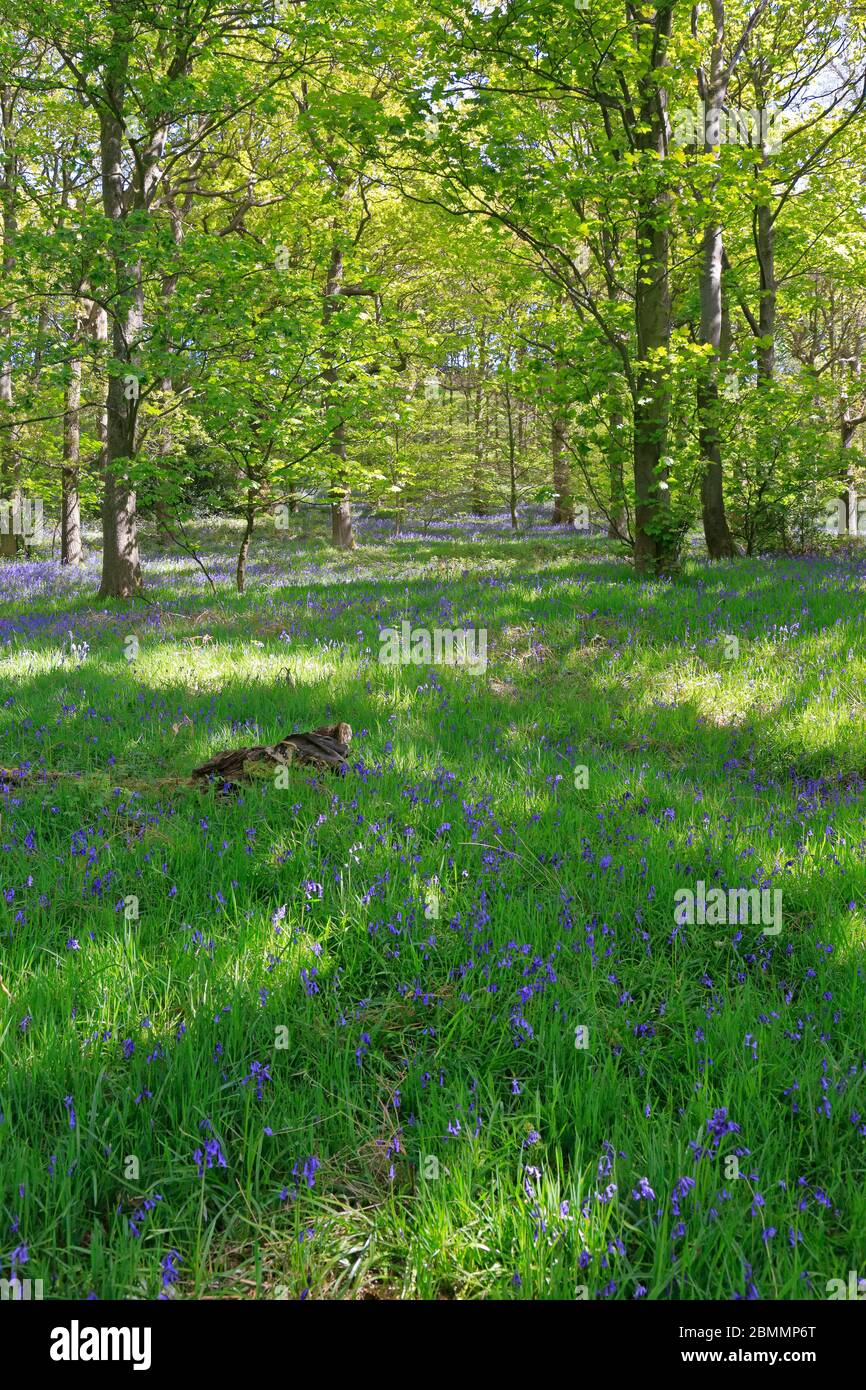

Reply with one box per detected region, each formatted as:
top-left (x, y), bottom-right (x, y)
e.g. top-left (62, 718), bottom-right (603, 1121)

top-left (2, 0), bottom-right (865, 589)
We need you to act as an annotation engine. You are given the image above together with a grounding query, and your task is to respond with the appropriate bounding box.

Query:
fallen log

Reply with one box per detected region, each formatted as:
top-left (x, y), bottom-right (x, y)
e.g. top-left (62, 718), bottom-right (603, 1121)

top-left (190, 722), bottom-right (352, 786)
top-left (0, 722), bottom-right (353, 795)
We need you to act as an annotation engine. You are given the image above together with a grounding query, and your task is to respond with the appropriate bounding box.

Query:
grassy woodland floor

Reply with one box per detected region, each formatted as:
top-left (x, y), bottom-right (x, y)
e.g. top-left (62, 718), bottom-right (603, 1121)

top-left (1, 521), bottom-right (866, 1300)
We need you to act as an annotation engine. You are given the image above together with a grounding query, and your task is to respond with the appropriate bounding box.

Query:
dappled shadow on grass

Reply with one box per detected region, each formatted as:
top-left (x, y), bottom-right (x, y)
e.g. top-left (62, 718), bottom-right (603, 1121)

top-left (3, 538), bottom-right (866, 1296)
top-left (4, 728), bottom-right (864, 1297)
top-left (4, 536), bottom-right (866, 829)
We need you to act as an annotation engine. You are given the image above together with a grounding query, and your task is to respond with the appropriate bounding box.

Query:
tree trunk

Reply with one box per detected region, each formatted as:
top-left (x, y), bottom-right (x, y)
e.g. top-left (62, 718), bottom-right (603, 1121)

top-left (96, 29), bottom-right (142, 598)
top-left (839, 358), bottom-right (863, 534)
top-left (631, 6), bottom-right (676, 575)
top-left (91, 298), bottom-right (109, 492)
top-left (153, 203), bottom-right (185, 547)
top-left (0, 84), bottom-right (20, 559)
top-left (551, 411), bottom-right (574, 523)
top-left (607, 399), bottom-right (627, 538)
top-left (696, 16), bottom-right (736, 560)
top-left (600, 224), bottom-right (628, 539)
top-left (61, 305), bottom-right (83, 564)
top-left (504, 380), bottom-right (518, 527)
top-left (698, 223), bottom-right (735, 557)
top-left (633, 184), bottom-right (674, 573)
top-left (755, 201), bottom-right (776, 382)
top-left (237, 489), bottom-right (255, 593)
top-left (323, 241), bottom-right (356, 551)
top-left (472, 321), bottom-right (487, 515)
top-left (839, 426), bottom-right (858, 535)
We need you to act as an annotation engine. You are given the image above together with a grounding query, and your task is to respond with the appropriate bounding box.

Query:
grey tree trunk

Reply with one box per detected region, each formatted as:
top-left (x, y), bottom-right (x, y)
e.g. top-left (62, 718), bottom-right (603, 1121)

top-left (154, 202), bottom-right (185, 546)
top-left (0, 84), bottom-right (20, 559)
top-left (504, 379), bottom-right (518, 528)
top-left (551, 412), bottom-right (574, 524)
top-left (91, 299), bottom-right (109, 490)
top-left (600, 225), bottom-right (628, 539)
top-left (633, 186), bottom-right (673, 572)
top-left (631, 5), bottom-right (675, 574)
top-left (607, 399), bottom-right (627, 538)
top-left (839, 357), bottom-right (864, 534)
top-left (696, 6), bottom-right (736, 558)
top-left (755, 202), bottom-right (776, 381)
top-left (61, 305), bottom-right (83, 564)
top-left (472, 322), bottom-right (487, 515)
top-left (698, 220), bottom-right (735, 557)
top-left (237, 484), bottom-right (255, 592)
top-left (323, 241), bottom-right (356, 550)
top-left (97, 32), bottom-right (142, 598)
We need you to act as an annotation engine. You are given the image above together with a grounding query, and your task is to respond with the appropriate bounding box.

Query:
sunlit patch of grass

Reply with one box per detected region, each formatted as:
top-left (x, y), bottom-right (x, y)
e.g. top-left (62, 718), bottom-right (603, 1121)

top-left (2, 531), bottom-right (866, 1300)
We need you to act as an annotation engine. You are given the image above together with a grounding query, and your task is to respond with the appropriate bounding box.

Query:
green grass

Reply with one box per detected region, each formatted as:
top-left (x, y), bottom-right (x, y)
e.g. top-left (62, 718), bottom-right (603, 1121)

top-left (1, 528), bottom-right (866, 1300)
